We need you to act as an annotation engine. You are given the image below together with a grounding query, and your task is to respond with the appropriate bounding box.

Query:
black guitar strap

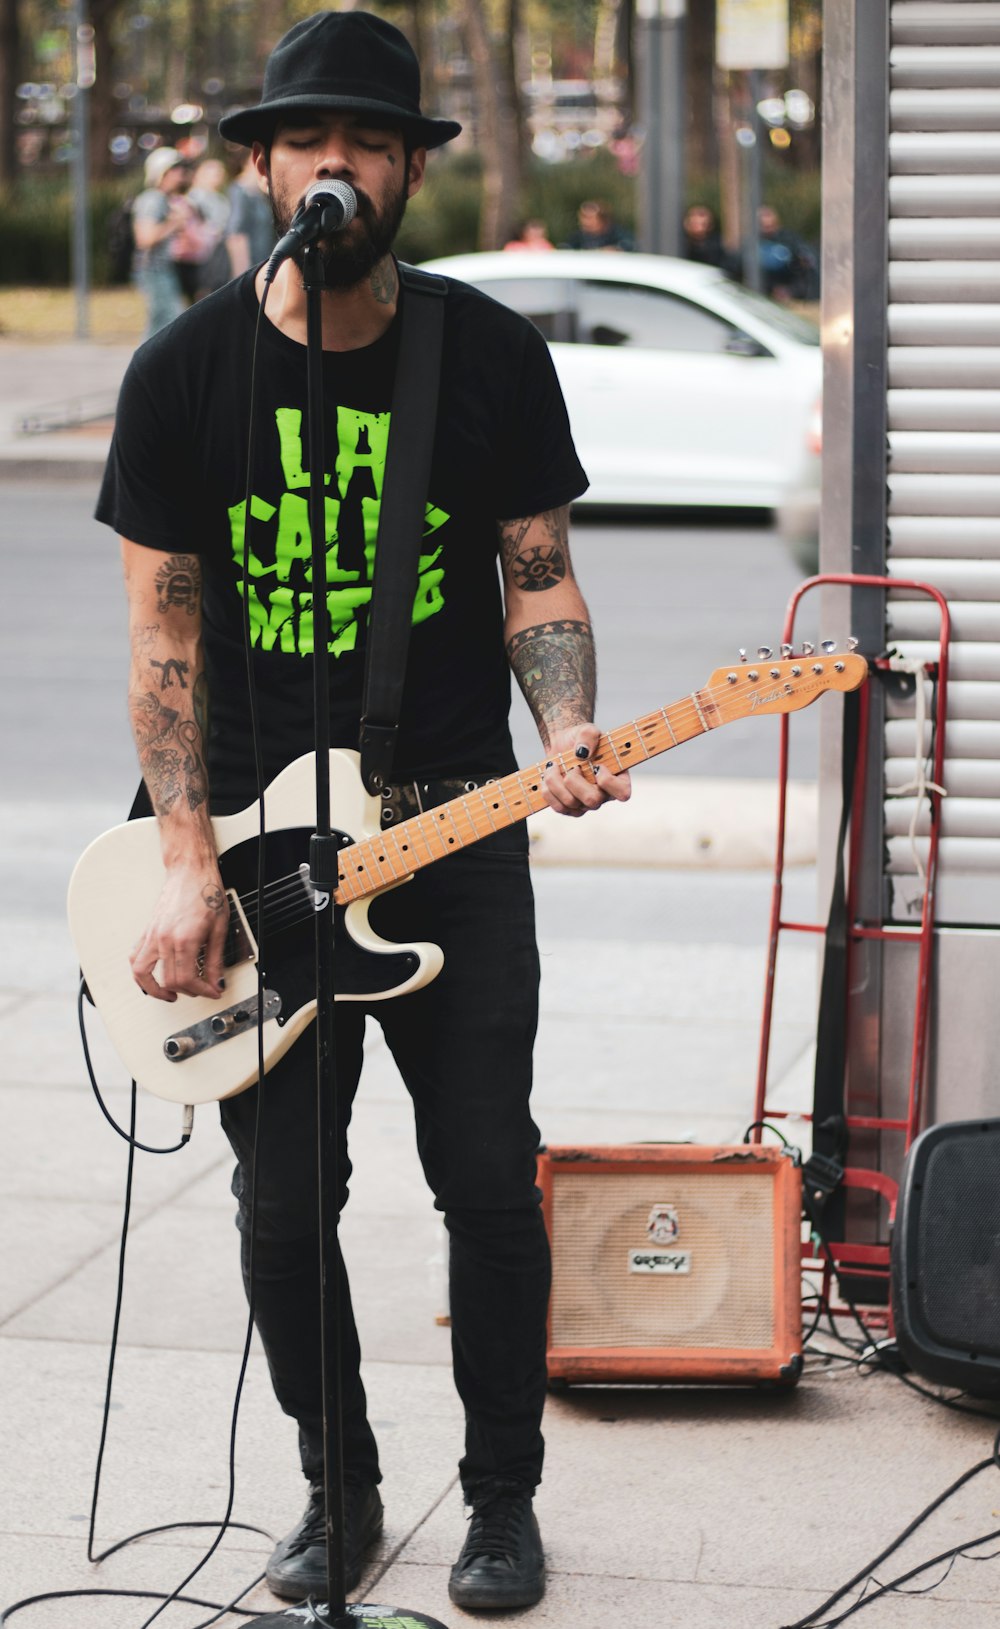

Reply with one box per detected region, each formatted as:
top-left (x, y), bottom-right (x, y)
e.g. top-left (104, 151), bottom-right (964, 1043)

top-left (805, 686), bottom-right (862, 1231)
top-left (358, 262), bottom-right (448, 795)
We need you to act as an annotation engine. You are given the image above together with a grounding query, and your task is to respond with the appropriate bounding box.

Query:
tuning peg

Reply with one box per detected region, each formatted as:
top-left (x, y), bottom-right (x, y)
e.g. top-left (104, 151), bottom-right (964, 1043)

top-left (781, 643), bottom-right (793, 658)
top-left (847, 636), bottom-right (859, 652)
top-left (821, 639), bottom-right (836, 655)
top-left (757, 645), bottom-right (773, 660)
top-left (739, 648), bottom-right (748, 662)
top-left (801, 641), bottom-right (815, 657)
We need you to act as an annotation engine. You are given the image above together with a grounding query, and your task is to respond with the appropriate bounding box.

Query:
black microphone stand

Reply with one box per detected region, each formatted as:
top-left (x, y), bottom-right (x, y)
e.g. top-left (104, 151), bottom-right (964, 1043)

top-left (244, 248), bottom-right (449, 1629)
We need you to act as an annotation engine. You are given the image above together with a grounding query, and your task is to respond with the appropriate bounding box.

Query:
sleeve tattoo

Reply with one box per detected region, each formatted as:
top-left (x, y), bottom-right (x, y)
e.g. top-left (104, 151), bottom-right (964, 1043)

top-left (128, 554), bottom-right (209, 816)
top-left (506, 619), bottom-right (597, 747)
top-left (498, 512), bottom-right (568, 593)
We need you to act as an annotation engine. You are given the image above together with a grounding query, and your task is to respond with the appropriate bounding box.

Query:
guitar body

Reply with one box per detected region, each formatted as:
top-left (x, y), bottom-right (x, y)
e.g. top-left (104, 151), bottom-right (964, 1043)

top-left (67, 750), bottom-right (443, 1105)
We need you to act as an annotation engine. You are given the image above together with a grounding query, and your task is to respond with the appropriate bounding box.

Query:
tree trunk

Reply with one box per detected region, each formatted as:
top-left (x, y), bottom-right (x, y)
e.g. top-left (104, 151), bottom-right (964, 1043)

top-left (0, 0), bottom-right (20, 188)
top-left (90, 0), bottom-right (124, 181)
top-left (686, 0), bottom-right (717, 185)
top-left (459, 0), bottom-right (522, 250)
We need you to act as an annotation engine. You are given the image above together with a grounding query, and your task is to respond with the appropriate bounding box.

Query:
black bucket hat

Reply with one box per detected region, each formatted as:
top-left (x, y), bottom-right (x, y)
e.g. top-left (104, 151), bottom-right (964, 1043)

top-left (218, 10), bottom-right (461, 150)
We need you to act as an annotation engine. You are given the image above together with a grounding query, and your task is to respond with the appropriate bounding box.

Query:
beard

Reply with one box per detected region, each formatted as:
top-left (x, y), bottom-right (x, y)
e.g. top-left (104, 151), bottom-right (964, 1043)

top-left (268, 170), bottom-right (408, 288)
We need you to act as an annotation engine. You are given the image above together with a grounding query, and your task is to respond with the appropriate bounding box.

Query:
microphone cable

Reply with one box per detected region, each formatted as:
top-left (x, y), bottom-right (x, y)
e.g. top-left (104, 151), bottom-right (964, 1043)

top-left (2, 279), bottom-right (282, 1629)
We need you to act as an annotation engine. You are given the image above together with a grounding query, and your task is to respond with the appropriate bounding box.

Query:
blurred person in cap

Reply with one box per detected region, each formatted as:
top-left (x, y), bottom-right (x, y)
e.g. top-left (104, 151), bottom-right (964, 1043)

top-left (96, 9), bottom-right (629, 1613)
top-left (131, 147), bottom-right (194, 337)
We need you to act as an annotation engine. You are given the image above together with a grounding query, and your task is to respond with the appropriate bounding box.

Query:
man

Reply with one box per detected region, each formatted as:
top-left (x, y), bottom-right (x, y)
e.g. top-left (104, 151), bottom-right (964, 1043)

top-left (564, 198), bottom-right (634, 252)
top-left (226, 151), bottom-right (277, 276)
top-left (131, 147), bottom-right (194, 337)
top-left (96, 10), bottom-right (629, 1614)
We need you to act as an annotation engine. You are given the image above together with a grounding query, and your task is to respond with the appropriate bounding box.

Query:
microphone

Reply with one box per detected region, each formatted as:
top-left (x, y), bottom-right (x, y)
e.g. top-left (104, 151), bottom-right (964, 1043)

top-left (263, 180), bottom-right (358, 283)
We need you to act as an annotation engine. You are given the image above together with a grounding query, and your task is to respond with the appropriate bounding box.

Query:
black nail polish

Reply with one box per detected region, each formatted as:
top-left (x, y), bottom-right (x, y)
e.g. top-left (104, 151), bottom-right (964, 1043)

top-left (575, 744), bottom-right (590, 760)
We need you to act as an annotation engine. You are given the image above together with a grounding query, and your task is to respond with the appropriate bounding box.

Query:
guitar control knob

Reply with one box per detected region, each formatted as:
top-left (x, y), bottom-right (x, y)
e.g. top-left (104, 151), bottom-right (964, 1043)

top-left (164, 1035), bottom-right (196, 1060)
top-left (211, 1013), bottom-right (236, 1036)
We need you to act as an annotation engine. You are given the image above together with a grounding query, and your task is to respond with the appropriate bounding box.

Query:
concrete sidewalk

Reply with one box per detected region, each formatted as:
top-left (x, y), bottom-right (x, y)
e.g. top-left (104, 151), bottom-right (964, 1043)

top-left (5, 864), bottom-right (1000, 1629)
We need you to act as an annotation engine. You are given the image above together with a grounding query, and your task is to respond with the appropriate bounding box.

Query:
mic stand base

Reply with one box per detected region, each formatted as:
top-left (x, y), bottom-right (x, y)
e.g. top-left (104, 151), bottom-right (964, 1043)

top-left (242, 1597), bottom-right (450, 1627)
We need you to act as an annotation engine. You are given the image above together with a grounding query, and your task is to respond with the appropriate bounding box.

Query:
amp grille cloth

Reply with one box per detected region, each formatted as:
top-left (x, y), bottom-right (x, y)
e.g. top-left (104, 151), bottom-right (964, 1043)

top-left (549, 1170), bottom-right (776, 1349)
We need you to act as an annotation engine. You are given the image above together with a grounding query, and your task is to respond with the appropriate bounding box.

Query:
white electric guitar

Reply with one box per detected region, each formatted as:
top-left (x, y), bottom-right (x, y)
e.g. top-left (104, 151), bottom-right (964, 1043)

top-left (68, 648), bottom-right (866, 1107)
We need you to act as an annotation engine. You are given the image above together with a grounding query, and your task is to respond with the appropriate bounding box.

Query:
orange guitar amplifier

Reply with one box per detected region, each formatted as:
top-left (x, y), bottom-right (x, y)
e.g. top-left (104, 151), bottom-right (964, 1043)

top-left (538, 1144), bottom-right (803, 1386)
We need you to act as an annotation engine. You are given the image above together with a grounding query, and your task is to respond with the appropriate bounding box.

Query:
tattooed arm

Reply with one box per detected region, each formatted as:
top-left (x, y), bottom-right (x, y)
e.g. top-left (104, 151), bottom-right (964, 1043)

top-left (121, 539), bottom-right (229, 1001)
top-left (498, 507), bottom-right (630, 818)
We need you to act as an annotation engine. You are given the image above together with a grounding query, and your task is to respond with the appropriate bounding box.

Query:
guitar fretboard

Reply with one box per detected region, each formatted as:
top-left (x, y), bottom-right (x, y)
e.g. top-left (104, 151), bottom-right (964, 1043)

top-left (333, 691), bottom-right (718, 905)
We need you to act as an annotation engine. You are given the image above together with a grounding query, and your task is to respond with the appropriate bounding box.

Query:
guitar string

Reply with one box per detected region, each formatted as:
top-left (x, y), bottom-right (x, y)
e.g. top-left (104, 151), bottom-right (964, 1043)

top-left (83, 668), bottom-right (855, 981)
top-left (231, 666), bottom-right (851, 918)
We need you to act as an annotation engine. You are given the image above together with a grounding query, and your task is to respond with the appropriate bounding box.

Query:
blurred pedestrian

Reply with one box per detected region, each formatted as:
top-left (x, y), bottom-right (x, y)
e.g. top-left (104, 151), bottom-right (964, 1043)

top-left (226, 152), bottom-right (277, 275)
top-left (503, 218), bottom-right (555, 252)
top-left (564, 199), bottom-right (634, 252)
top-left (683, 203), bottom-right (742, 280)
top-left (131, 148), bottom-right (192, 338)
top-left (758, 204), bottom-right (819, 302)
top-left (188, 158), bottom-right (233, 296)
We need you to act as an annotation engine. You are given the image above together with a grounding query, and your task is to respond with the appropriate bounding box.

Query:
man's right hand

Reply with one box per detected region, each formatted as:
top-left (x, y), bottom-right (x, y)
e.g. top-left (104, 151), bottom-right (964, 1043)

top-left (129, 865), bottom-right (230, 1002)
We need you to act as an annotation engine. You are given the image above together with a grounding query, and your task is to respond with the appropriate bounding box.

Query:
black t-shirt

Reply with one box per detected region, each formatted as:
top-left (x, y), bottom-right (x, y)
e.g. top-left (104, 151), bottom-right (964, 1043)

top-left (96, 269), bottom-right (587, 809)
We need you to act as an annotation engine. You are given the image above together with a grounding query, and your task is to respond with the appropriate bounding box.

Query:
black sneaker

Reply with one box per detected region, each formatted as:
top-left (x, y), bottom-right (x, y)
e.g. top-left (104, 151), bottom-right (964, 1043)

top-left (265, 1479), bottom-right (383, 1602)
top-left (448, 1479), bottom-right (545, 1610)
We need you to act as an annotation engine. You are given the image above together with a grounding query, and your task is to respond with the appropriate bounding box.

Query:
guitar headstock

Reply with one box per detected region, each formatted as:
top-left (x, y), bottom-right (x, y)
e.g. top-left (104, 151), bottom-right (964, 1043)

top-left (705, 641), bottom-right (868, 721)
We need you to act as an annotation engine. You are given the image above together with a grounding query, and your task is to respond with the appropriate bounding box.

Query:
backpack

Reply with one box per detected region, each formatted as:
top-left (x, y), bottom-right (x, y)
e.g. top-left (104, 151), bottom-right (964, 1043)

top-left (106, 197), bottom-right (135, 285)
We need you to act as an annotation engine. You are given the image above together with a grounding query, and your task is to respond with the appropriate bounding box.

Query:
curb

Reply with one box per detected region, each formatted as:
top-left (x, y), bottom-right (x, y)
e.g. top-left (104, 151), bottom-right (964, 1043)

top-left (528, 776), bottom-right (817, 868)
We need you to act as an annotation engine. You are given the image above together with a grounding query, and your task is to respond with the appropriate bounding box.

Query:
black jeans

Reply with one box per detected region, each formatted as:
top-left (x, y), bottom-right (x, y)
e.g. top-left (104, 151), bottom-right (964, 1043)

top-left (219, 822), bottom-right (551, 1496)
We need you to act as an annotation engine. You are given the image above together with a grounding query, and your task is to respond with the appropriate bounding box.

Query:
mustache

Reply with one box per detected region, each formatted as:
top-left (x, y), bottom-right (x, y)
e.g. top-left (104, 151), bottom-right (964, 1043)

top-left (291, 184), bottom-right (372, 226)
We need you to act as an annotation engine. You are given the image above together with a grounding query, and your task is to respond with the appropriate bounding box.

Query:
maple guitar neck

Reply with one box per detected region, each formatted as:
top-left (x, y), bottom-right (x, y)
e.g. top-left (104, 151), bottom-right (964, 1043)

top-left (335, 690), bottom-right (715, 906)
top-left (333, 650), bottom-right (869, 907)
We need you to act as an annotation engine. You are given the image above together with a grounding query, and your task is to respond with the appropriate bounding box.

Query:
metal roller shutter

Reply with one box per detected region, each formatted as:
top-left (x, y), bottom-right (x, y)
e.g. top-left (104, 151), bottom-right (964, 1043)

top-left (887, 1), bottom-right (1000, 923)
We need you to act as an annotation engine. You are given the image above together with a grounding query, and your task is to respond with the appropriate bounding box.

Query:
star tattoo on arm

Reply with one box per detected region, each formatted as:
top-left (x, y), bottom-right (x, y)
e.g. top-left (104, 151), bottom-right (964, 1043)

top-left (506, 619), bottom-right (597, 748)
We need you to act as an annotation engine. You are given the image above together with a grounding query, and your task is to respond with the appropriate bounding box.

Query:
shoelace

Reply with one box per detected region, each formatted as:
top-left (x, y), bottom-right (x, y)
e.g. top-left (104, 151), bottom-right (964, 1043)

top-left (463, 1487), bottom-right (530, 1564)
top-left (287, 1490), bottom-right (327, 1555)
top-left (288, 1484), bottom-right (371, 1556)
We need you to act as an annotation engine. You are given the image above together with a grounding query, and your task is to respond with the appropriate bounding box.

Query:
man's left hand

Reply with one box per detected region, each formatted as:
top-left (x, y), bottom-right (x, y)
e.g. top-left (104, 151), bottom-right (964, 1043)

top-left (541, 723), bottom-right (632, 818)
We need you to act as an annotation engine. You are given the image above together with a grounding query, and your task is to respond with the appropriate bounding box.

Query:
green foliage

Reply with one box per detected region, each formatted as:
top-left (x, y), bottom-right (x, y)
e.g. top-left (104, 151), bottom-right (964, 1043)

top-left (394, 151), bottom-right (484, 263)
top-left (0, 153), bottom-right (820, 285)
top-left (395, 147), bottom-right (639, 260)
top-left (0, 178), bottom-right (131, 285)
top-left (686, 166), bottom-right (821, 246)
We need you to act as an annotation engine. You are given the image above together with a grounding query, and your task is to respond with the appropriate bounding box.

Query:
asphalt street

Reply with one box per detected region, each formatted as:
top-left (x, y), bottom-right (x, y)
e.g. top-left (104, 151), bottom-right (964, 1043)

top-left (3, 478), bottom-right (820, 945)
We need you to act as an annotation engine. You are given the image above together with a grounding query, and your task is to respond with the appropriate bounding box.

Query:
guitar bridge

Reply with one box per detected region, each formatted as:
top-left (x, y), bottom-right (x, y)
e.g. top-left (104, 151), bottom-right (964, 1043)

top-left (164, 989), bottom-right (282, 1061)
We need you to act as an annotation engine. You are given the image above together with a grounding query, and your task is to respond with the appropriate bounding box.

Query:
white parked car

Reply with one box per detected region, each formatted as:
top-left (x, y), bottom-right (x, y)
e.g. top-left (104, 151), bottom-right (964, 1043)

top-left (420, 250), bottom-right (821, 543)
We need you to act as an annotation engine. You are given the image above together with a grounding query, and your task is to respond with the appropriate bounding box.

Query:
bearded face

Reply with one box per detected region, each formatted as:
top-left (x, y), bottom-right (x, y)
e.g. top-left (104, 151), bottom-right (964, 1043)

top-left (266, 155), bottom-right (409, 289)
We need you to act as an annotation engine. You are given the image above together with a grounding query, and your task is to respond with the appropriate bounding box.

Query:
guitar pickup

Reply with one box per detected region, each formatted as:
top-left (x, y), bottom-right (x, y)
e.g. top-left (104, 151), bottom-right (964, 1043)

top-left (164, 989), bottom-right (282, 1061)
top-left (225, 889), bottom-right (257, 965)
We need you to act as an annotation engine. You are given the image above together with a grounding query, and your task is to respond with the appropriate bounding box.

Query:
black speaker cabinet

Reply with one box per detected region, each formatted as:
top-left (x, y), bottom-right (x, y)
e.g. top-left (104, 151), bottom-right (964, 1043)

top-left (891, 1118), bottom-right (1000, 1397)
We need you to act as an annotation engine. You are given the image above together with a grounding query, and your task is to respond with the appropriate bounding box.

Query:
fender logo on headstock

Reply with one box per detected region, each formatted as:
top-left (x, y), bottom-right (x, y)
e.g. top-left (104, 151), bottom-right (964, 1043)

top-left (749, 683), bottom-right (794, 710)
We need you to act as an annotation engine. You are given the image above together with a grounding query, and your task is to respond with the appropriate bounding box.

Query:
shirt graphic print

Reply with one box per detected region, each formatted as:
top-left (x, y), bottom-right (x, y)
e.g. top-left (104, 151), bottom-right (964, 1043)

top-left (227, 404), bottom-right (450, 658)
